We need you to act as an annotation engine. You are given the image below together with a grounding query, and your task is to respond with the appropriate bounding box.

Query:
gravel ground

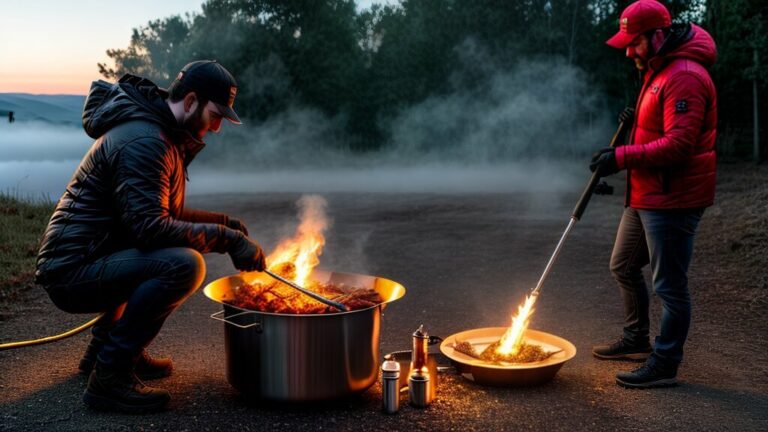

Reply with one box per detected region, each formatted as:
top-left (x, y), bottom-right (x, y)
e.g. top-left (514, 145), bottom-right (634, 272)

top-left (1, 163), bottom-right (766, 431)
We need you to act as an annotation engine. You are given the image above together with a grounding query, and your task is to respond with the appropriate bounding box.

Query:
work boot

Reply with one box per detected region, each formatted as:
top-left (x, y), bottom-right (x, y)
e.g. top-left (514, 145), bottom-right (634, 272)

top-left (592, 338), bottom-right (652, 360)
top-left (134, 350), bottom-right (174, 380)
top-left (80, 348), bottom-right (173, 380)
top-left (78, 337), bottom-right (104, 376)
top-left (83, 363), bottom-right (171, 413)
top-left (616, 362), bottom-right (677, 389)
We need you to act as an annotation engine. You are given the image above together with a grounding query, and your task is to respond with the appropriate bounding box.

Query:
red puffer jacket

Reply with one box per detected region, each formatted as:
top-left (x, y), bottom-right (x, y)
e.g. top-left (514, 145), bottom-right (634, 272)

top-left (615, 24), bottom-right (717, 209)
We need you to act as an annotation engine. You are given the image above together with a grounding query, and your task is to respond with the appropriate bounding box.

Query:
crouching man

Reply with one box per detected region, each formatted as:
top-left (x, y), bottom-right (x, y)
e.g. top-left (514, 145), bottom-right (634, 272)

top-left (36, 61), bottom-right (266, 412)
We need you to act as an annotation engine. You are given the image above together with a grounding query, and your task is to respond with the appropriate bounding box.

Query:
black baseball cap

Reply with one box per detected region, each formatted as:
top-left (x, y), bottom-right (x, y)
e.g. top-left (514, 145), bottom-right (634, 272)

top-left (168, 60), bottom-right (242, 125)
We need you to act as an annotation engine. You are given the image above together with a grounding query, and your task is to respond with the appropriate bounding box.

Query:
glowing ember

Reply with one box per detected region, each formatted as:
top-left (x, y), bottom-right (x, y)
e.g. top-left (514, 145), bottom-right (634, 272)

top-left (496, 292), bottom-right (539, 356)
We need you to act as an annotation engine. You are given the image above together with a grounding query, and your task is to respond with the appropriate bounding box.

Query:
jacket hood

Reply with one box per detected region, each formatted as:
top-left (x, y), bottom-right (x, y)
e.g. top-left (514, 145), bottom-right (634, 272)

top-left (650, 23), bottom-right (717, 71)
top-left (82, 74), bottom-right (205, 163)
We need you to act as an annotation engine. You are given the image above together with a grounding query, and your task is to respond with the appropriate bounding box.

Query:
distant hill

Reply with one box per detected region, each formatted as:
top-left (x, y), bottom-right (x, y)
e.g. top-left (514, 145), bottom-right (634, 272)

top-left (0, 93), bottom-right (85, 125)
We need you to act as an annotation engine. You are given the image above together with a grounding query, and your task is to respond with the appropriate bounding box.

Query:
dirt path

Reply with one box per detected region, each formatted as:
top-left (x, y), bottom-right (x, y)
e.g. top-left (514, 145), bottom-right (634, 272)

top-left (2, 179), bottom-right (766, 431)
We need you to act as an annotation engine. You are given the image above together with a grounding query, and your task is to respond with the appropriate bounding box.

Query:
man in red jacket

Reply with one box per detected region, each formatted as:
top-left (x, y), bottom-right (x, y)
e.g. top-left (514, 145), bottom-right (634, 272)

top-left (589, 0), bottom-right (717, 388)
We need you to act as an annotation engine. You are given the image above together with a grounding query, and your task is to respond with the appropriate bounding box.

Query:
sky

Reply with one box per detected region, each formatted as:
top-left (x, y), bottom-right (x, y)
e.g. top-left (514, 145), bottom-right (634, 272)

top-left (0, 0), bottom-right (386, 95)
top-left (0, 0), bottom-right (208, 94)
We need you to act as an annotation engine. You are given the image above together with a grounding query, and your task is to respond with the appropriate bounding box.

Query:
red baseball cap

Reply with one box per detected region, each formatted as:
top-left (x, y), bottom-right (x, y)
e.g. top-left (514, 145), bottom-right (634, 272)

top-left (606, 0), bottom-right (671, 49)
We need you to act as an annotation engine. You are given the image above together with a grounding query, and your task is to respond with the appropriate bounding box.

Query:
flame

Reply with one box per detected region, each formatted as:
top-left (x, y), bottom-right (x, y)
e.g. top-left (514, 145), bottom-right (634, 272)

top-left (265, 195), bottom-right (329, 287)
top-left (496, 292), bottom-right (538, 356)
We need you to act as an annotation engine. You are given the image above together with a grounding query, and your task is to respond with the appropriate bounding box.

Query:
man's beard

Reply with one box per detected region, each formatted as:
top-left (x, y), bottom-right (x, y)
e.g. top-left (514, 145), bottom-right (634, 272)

top-left (634, 58), bottom-right (647, 71)
top-left (182, 102), bottom-right (207, 139)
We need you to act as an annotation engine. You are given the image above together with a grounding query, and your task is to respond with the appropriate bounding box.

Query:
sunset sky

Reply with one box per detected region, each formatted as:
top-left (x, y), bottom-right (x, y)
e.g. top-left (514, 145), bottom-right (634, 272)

top-left (0, 1), bottom-right (383, 95)
top-left (0, 1), bottom-right (206, 94)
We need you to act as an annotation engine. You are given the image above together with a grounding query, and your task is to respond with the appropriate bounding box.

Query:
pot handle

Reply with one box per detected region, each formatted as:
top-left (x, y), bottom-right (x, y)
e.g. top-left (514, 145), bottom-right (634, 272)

top-left (210, 309), bottom-right (262, 330)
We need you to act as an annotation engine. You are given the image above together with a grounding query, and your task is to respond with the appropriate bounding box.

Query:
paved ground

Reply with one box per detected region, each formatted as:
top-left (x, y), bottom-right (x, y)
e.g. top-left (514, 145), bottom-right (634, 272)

top-left (1, 189), bottom-right (767, 431)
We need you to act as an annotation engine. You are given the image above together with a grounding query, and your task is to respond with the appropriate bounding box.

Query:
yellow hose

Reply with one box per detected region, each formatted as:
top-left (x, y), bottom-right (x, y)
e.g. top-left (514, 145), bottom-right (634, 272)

top-left (0, 313), bottom-right (104, 351)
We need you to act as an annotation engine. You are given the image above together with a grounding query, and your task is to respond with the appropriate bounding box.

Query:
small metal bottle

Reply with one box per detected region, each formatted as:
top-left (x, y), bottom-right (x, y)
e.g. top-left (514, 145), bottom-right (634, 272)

top-left (381, 357), bottom-right (401, 414)
top-left (408, 325), bottom-right (433, 408)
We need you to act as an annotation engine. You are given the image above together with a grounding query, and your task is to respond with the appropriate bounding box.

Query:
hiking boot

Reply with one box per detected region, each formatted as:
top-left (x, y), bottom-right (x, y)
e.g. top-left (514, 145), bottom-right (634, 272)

top-left (78, 337), bottom-right (103, 376)
top-left (83, 364), bottom-right (170, 413)
top-left (134, 350), bottom-right (174, 380)
top-left (80, 348), bottom-right (173, 380)
top-left (616, 363), bottom-right (677, 389)
top-left (592, 338), bottom-right (652, 361)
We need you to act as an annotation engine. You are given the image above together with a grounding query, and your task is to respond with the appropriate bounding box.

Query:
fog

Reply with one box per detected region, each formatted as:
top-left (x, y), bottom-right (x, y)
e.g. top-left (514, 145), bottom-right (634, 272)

top-left (0, 51), bottom-right (614, 199)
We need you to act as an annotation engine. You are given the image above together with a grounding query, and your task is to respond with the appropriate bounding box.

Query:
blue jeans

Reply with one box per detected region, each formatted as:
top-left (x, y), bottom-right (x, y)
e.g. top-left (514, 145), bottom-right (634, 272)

top-left (610, 207), bottom-right (704, 371)
top-left (44, 248), bottom-right (206, 371)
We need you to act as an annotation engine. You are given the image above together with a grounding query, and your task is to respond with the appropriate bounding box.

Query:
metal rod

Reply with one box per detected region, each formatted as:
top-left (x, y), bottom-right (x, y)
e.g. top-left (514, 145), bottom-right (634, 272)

top-left (532, 116), bottom-right (633, 298)
top-left (531, 217), bottom-right (578, 297)
top-left (264, 270), bottom-right (349, 312)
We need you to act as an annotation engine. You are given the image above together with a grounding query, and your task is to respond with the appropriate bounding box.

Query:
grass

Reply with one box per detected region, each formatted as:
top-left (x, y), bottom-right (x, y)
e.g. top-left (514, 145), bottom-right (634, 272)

top-left (0, 192), bottom-right (54, 309)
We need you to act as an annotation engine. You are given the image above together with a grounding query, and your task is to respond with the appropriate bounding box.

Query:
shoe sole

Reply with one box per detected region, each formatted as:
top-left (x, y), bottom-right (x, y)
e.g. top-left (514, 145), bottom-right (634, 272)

top-left (83, 391), bottom-right (170, 414)
top-left (616, 377), bottom-right (677, 389)
top-left (79, 366), bottom-right (173, 381)
top-left (133, 367), bottom-right (174, 381)
top-left (592, 351), bottom-right (651, 361)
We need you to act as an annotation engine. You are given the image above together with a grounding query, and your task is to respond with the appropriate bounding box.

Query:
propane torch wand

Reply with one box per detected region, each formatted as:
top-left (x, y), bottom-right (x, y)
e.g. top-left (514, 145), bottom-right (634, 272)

top-left (530, 112), bottom-right (633, 299)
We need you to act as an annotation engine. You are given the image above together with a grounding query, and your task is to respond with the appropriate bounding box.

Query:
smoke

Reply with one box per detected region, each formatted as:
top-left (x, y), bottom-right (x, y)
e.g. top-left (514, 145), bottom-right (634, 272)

top-left (385, 40), bottom-right (608, 163)
top-left (1, 38), bottom-right (615, 197)
top-left (187, 40), bottom-right (612, 195)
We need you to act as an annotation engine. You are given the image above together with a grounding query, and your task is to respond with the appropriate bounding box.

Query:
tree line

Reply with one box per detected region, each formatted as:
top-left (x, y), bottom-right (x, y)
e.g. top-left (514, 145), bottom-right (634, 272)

top-left (99, 0), bottom-right (766, 160)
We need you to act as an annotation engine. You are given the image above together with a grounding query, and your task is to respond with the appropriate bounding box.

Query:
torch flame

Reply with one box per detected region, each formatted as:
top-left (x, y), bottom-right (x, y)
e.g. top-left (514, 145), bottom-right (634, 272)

top-left (496, 292), bottom-right (538, 356)
top-left (265, 195), bottom-right (329, 287)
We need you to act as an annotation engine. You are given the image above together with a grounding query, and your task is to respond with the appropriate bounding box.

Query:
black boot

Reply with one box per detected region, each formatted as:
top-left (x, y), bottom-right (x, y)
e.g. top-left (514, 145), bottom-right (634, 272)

top-left (79, 336), bottom-right (103, 376)
top-left (616, 362), bottom-right (677, 389)
top-left (79, 307), bottom-right (122, 375)
top-left (592, 338), bottom-right (652, 361)
top-left (83, 363), bottom-right (171, 413)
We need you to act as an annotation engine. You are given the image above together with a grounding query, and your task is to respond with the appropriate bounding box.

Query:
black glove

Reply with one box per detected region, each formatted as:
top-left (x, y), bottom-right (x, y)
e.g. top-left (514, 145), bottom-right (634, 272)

top-left (590, 148), bottom-right (619, 177)
top-left (618, 107), bottom-right (635, 124)
top-left (229, 237), bottom-right (266, 272)
top-left (226, 217), bottom-right (249, 237)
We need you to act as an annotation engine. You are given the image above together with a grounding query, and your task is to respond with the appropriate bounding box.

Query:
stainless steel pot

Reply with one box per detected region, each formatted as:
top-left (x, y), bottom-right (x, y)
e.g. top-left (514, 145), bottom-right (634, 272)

top-left (204, 269), bottom-right (406, 402)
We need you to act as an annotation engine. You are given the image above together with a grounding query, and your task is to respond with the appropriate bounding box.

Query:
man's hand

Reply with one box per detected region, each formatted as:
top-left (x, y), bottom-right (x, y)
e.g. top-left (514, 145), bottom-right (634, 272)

top-left (226, 217), bottom-right (249, 237)
top-left (618, 107), bottom-right (635, 124)
top-left (229, 237), bottom-right (266, 272)
top-left (590, 148), bottom-right (619, 177)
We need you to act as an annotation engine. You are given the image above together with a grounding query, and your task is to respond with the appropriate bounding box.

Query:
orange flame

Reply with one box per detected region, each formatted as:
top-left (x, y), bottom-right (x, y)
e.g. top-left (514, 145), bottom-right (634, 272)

top-left (496, 292), bottom-right (538, 355)
top-left (266, 195), bottom-right (329, 287)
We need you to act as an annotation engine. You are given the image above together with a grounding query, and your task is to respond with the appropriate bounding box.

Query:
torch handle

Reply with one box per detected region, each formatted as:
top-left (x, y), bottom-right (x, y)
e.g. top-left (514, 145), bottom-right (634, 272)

top-left (571, 118), bottom-right (631, 221)
top-left (264, 270), bottom-right (349, 312)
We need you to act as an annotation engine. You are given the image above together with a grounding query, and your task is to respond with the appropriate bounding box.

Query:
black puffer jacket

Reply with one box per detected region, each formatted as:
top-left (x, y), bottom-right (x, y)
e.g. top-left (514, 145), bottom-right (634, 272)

top-left (35, 74), bottom-right (244, 284)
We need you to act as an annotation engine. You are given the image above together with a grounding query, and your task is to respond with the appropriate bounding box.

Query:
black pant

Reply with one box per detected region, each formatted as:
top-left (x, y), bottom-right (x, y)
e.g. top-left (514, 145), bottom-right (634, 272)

top-left (45, 248), bottom-right (205, 370)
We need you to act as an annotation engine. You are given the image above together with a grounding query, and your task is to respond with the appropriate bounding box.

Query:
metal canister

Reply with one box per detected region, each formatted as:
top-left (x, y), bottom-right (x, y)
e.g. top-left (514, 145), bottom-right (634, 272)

top-left (408, 325), bottom-right (433, 408)
top-left (410, 325), bottom-right (429, 373)
top-left (408, 369), bottom-right (431, 408)
top-left (381, 358), bottom-right (401, 414)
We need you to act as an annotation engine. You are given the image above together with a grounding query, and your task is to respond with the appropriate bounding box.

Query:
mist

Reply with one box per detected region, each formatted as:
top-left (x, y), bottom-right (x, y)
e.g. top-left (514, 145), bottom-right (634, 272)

top-left (0, 47), bottom-right (614, 198)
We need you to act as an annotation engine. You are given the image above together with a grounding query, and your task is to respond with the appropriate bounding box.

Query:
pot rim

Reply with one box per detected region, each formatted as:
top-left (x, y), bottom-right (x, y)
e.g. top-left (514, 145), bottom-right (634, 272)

top-left (204, 268), bottom-right (406, 317)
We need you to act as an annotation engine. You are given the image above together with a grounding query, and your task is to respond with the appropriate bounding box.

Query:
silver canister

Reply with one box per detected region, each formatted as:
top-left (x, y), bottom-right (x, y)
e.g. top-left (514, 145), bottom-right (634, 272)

top-left (381, 358), bottom-right (401, 414)
top-left (408, 369), bottom-right (431, 408)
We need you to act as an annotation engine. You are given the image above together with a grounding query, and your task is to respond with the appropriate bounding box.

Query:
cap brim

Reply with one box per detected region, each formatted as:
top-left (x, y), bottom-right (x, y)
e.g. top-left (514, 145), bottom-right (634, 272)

top-left (213, 102), bottom-right (242, 125)
top-left (606, 31), bottom-right (637, 49)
